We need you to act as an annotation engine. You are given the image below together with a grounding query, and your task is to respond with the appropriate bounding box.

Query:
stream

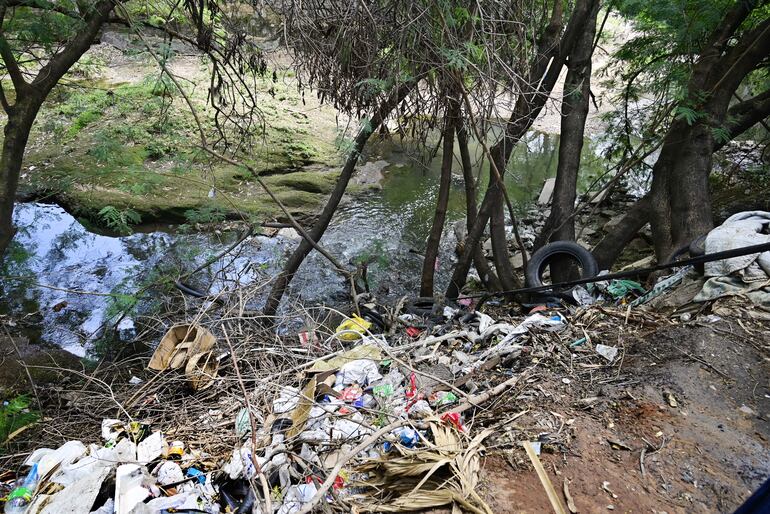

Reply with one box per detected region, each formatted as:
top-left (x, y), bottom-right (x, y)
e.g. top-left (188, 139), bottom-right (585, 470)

top-left (1, 131), bottom-right (609, 356)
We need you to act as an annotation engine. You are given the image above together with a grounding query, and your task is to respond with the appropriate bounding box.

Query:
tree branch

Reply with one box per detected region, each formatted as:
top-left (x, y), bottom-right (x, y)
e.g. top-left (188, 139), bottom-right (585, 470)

top-left (704, 0), bottom-right (756, 52)
top-left (31, 0), bottom-right (115, 93)
top-left (2, 0), bottom-right (81, 19)
top-left (715, 88), bottom-right (770, 150)
top-left (0, 32), bottom-right (28, 95)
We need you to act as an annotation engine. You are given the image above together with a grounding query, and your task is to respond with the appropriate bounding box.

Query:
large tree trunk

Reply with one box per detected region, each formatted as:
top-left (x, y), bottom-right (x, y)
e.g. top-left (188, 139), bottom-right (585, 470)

top-left (263, 86), bottom-right (410, 317)
top-left (533, 1), bottom-right (598, 281)
top-left (420, 104), bottom-right (457, 296)
top-left (446, 0), bottom-right (598, 299)
top-left (456, 123), bottom-right (501, 291)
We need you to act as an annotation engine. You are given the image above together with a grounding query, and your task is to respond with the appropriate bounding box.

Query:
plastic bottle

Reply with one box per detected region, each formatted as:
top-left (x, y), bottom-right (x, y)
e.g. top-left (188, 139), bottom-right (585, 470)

top-left (4, 463), bottom-right (39, 514)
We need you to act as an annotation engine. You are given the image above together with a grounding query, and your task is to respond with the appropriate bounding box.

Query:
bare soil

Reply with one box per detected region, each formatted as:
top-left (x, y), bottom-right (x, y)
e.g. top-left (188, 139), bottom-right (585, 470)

top-left (479, 321), bottom-right (770, 513)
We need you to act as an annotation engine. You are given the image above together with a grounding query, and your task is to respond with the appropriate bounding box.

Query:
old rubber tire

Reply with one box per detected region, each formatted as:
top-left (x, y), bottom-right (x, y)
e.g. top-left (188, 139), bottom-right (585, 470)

top-left (525, 241), bottom-right (599, 287)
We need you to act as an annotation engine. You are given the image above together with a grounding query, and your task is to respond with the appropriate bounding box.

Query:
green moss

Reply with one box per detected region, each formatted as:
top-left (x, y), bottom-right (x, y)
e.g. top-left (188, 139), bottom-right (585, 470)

top-left (266, 170), bottom-right (337, 194)
top-left (19, 64), bottom-right (344, 230)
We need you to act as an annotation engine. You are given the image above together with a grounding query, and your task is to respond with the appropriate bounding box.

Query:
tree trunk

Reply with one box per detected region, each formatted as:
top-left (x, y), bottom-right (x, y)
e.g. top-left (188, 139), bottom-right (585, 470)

top-left (420, 104), bottom-right (457, 297)
top-left (0, 101), bottom-right (40, 258)
top-left (445, 0), bottom-right (598, 299)
top-left (590, 7), bottom-right (770, 270)
top-left (263, 86), bottom-right (410, 317)
top-left (533, 1), bottom-right (598, 281)
top-left (456, 123), bottom-right (501, 291)
top-left (489, 182), bottom-right (518, 290)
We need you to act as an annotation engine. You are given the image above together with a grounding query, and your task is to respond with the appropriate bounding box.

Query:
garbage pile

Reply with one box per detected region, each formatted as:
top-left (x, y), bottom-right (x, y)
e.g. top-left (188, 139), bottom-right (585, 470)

top-left (2, 297), bottom-right (646, 514)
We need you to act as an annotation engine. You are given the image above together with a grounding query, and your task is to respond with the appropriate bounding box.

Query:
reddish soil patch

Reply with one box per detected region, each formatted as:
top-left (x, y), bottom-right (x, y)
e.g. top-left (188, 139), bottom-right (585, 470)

top-left (479, 321), bottom-right (770, 513)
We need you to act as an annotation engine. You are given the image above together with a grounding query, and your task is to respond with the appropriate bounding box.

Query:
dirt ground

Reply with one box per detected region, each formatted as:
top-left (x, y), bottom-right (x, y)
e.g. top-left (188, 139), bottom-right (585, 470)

top-left (479, 321), bottom-right (770, 513)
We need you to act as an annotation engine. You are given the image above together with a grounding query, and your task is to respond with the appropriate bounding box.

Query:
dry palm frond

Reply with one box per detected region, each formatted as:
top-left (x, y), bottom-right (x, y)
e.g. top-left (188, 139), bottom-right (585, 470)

top-left (352, 423), bottom-right (493, 513)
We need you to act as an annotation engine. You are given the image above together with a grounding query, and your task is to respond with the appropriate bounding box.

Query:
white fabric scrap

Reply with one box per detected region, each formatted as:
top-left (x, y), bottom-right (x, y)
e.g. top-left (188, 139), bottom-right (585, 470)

top-left (704, 211), bottom-right (770, 280)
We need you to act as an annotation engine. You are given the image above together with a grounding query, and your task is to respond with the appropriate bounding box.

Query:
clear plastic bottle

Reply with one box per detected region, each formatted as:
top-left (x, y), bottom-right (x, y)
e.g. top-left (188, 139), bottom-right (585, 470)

top-left (4, 463), bottom-right (39, 514)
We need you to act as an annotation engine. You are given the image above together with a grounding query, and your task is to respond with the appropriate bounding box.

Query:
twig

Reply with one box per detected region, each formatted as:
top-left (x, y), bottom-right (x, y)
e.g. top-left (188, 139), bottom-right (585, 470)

top-left (523, 441), bottom-right (568, 514)
top-left (222, 327), bottom-right (273, 514)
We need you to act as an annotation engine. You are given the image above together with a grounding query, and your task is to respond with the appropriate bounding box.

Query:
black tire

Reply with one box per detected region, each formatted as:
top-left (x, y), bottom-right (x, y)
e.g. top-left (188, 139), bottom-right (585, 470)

top-left (404, 297), bottom-right (435, 317)
top-left (525, 241), bottom-right (599, 287)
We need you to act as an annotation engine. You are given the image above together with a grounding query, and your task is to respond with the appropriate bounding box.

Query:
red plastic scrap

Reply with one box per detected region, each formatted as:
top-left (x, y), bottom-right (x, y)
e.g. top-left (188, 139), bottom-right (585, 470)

top-left (405, 373), bottom-right (418, 400)
top-left (339, 385), bottom-right (363, 402)
top-left (440, 412), bottom-right (466, 432)
top-left (306, 475), bottom-right (344, 489)
top-left (405, 326), bottom-right (422, 338)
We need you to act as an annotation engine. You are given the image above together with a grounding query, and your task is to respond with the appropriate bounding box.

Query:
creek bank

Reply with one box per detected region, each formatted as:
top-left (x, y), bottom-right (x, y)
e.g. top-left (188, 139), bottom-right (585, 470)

top-left (11, 27), bottom-right (346, 232)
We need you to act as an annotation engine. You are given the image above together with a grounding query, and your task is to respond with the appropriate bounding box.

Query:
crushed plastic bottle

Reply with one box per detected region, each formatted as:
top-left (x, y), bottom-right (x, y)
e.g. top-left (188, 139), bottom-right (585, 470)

top-left (4, 463), bottom-right (39, 514)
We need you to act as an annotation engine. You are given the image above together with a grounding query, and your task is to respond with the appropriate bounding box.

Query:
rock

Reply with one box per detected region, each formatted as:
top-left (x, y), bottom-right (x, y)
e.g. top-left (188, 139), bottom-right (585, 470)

top-left (590, 186), bottom-right (610, 204)
top-left (627, 237), bottom-right (651, 252)
top-left (277, 227), bottom-right (300, 240)
top-left (738, 405), bottom-right (756, 416)
top-left (453, 219), bottom-right (467, 242)
top-left (602, 216), bottom-right (623, 231)
top-left (352, 160), bottom-right (389, 186)
top-left (100, 30), bottom-right (130, 50)
top-left (510, 252), bottom-right (524, 269)
top-left (482, 238), bottom-right (493, 255)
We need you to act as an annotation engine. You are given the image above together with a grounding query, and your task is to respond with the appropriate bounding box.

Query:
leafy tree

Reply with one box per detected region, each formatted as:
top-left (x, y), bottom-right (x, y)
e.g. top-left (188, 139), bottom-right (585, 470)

top-left (0, 0), bottom-right (115, 259)
top-left (593, 0), bottom-right (770, 267)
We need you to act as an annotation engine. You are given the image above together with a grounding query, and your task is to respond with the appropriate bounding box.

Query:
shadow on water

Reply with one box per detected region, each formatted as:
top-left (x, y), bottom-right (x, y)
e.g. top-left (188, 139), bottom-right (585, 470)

top-left (1, 131), bottom-right (606, 353)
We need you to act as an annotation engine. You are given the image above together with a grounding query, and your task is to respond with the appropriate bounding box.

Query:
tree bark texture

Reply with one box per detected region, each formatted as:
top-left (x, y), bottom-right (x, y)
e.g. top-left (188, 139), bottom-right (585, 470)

top-left (420, 103), bottom-right (457, 297)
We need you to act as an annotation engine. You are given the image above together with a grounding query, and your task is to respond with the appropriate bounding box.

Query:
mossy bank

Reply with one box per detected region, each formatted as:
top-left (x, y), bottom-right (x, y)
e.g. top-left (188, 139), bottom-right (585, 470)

top-left (8, 30), bottom-right (347, 231)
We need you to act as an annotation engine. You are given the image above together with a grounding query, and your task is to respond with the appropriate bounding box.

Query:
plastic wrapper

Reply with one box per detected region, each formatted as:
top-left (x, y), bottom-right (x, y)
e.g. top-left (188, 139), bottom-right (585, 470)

top-left (335, 359), bottom-right (382, 387)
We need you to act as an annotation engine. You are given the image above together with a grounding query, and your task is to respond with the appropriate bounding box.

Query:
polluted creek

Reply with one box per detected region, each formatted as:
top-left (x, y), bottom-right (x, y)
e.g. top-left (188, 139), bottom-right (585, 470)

top-left (1, 4), bottom-right (769, 514)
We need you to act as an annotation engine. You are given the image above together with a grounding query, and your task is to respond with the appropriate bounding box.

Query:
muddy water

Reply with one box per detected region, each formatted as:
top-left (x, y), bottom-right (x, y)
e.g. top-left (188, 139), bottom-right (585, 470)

top-left (1, 132), bottom-right (607, 355)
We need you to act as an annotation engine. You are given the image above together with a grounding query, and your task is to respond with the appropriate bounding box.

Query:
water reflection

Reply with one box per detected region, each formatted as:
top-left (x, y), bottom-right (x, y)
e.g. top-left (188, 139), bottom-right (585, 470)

top-left (2, 131), bottom-right (608, 352)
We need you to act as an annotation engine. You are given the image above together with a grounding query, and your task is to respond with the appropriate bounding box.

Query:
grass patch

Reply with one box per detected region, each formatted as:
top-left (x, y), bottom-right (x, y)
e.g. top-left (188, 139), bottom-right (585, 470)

top-left (20, 62), bottom-right (345, 229)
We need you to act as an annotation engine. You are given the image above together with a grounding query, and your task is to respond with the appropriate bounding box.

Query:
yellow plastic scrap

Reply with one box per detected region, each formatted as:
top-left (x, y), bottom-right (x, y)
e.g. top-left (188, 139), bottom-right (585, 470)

top-left (309, 344), bottom-right (383, 373)
top-left (334, 315), bottom-right (372, 341)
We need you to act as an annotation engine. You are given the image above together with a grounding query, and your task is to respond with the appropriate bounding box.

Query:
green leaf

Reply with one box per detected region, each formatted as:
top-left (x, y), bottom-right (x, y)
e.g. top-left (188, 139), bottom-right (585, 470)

top-left (674, 105), bottom-right (699, 125)
top-left (711, 126), bottom-right (731, 144)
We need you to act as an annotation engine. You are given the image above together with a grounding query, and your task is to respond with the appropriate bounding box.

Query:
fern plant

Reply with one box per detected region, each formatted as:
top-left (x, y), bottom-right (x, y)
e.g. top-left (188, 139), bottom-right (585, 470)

top-left (98, 206), bottom-right (142, 235)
